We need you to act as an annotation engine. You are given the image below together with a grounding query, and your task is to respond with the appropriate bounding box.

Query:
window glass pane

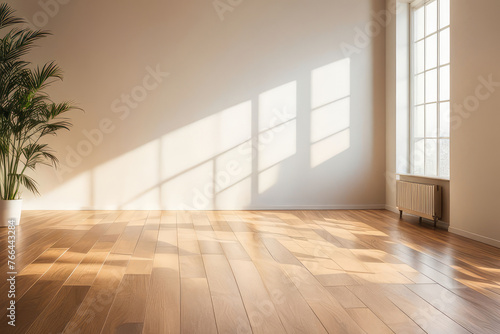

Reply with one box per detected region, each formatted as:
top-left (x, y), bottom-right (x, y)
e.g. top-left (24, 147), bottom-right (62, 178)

top-left (425, 139), bottom-right (437, 176)
top-left (426, 103), bottom-right (437, 137)
top-left (414, 105), bottom-right (425, 138)
top-left (415, 73), bottom-right (425, 105)
top-left (414, 139), bottom-right (425, 175)
top-left (440, 0), bottom-right (450, 28)
top-left (440, 65), bottom-right (450, 101)
top-left (415, 40), bottom-right (425, 73)
top-left (439, 102), bottom-right (450, 137)
top-left (426, 1), bottom-right (438, 36)
top-left (439, 139), bottom-right (450, 178)
top-left (414, 6), bottom-right (425, 40)
top-left (425, 35), bottom-right (437, 69)
top-left (426, 69), bottom-right (437, 103)
top-left (440, 28), bottom-right (450, 65)
top-left (410, 0), bottom-right (450, 180)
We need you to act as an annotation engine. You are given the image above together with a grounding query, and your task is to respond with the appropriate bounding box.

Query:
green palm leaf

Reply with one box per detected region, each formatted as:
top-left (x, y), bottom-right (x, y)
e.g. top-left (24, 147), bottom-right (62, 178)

top-left (0, 3), bottom-right (24, 30)
top-left (0, 3), bottom-right (79, 200)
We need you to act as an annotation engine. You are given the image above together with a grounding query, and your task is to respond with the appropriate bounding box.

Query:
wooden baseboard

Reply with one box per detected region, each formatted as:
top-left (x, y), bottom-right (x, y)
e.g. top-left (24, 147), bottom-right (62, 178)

top-left (449, 227), bottom-right (500, 248)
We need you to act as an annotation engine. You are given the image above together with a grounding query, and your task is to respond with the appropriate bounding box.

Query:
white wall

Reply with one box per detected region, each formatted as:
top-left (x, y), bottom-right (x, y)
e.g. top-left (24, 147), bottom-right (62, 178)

top-left (385, 0), bottom-right (409, 213)
top-left (8, 0), bottom-right (387, 210)
top-left (449, 0), bottom-right (500, 247)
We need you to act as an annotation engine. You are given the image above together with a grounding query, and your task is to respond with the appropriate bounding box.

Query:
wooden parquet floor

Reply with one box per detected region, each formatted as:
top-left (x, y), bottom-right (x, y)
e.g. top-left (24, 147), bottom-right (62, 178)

top-left (1, 210), bottom-right (500, 333)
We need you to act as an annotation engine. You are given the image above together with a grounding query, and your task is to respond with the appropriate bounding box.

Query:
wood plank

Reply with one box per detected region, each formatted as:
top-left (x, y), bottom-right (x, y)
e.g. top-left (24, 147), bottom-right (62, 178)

top-left (111, 221), bottom-right (146, 255)
top-left (100, 274), bottom-right (150, 334)
top-left (345, 308), bottom-right (393, 334)
top-left (229, 259), bottom-right (286, 334)
top-left (64, 250), bottom-right (108, 286)
top-left (203, 254), bottom-right (252, 333)
top-left (125, 226), bottom-right (159, 275)
top-left (383, 284), bottom-right (469, 334)
top-left (143, 254), bottom-right (181, 334)
top-left (181, 278), bottom-right (218, 334)
top-left (0, 248), bottom-right (86, 333)
top-left (62, 253), bottom-right (130, 334)
top-left (16, 248), bottom-right (68, 298)
top-left (408, 283), bottom-right (500, 334)
top-left (143, 214), bottom-right (180, 334)
top-left (69, 222), bottom-right (111, 254)
top-left (262, 237), bottom-right (365, 333)
top-left (348, 285), bottom-right (426, 333)
top-left (177, 212), bottom-right (218, 334)
top-left (326, 286), bottom-right (365, 309)
top-left (221, 242), bottom-right (251, 260)
top-left (0, 280), bottom-right (61, 334)
top-left (39, 251), bottom-right (86, 282)
top-left (234, 236), bottom-right (328, 333)
top-left (92, 221), bottom-right (129, 252)
top-left (26, 285), bottom-right (90, 334)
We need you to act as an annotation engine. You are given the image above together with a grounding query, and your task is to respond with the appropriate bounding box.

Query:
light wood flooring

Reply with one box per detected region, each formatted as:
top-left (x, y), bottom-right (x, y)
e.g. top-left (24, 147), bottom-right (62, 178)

top-left (1, 210), bottom-right (500, 333)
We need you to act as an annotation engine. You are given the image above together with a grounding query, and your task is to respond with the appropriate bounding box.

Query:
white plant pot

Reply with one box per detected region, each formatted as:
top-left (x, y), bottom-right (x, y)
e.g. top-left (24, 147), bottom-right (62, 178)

top-left (0, 199), bottom-right (23, 227)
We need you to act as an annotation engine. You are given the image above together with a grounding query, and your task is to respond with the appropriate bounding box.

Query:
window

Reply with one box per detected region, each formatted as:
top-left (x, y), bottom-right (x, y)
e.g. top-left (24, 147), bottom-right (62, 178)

top-left (410, 0), bottom-right (450, 178)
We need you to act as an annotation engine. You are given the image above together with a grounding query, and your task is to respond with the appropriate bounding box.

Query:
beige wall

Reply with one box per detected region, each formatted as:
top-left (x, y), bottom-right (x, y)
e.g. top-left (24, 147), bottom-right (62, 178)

top-left (450, 0), bottom-right (500, 247)
top-left (8, 0), bottom-right (387, 210)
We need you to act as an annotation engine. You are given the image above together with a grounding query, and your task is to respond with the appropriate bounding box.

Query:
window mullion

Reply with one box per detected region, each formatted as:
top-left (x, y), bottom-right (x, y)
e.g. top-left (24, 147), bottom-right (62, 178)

top-left (409, 7), bottom-right (415, 174)
top-left (423, 5), bottom-right (427, 176)
top-left (409, 0), bottom-right (449, 179)
top-left (436, 0), bottom-right (441, 177)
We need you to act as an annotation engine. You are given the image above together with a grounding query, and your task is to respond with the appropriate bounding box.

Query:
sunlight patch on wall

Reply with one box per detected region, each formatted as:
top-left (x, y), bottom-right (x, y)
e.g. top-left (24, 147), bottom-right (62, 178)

top-left (311, 97), bottom-right (350, 143)
top-left (311, 58), bottom-right (350, 109)
top-left (258, 164), bottom-right (281, 194)
top-left (311, 129), bottom-right (350, 168)
top-left (257, 81), bottom-right (297, 193)
top-left (41, 171), bottom-right (93, 209)
top-left (155, 101), bottom-right (253, 209)
top-left (214, 141), bottom-right (253, 194)
top-left (259, 81), bottom-right (297, 131)
top-left (258, 120), bottom-right (297, 171)
top-left (161, 161), bottom-right (213, 210)
top-left (215, 177), bottom-right (252, 209)
top-left (208, 140), bottom-right (254, 208)
top-left (156, 100), bottom-right (254, 210)
top-left (161, 101), bottom-right (252, 180)
top-left (310, 58), bottom-right (351, 168)
top-left (94, 140), bottom-right (160, 209)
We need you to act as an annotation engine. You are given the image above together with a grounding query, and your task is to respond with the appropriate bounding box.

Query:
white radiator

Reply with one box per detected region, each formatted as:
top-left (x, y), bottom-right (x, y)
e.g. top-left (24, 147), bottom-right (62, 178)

top-left (396, 180), bottom-right (442, 227)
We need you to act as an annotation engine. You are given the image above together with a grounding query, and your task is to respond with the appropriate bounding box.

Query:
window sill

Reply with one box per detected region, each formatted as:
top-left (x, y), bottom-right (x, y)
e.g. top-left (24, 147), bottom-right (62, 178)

top-left (397, 173), bottom-right (450, 182)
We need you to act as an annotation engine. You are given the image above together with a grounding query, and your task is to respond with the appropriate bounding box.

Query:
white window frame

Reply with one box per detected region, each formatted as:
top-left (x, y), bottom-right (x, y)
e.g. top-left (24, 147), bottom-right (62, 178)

top-left (409, 0), bottom-right (450, 179)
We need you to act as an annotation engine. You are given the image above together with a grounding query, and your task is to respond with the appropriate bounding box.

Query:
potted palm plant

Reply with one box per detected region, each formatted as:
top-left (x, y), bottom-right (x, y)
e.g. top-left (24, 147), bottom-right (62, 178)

top-left (0, 3), bottom-right (77, 226)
